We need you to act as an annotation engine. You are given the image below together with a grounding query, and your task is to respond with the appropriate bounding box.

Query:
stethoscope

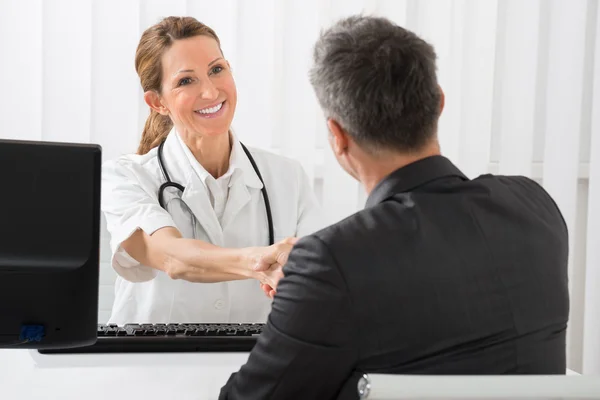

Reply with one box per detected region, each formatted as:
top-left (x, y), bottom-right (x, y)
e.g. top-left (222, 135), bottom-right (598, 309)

top-left (157, 140), bottom-right (274, 245)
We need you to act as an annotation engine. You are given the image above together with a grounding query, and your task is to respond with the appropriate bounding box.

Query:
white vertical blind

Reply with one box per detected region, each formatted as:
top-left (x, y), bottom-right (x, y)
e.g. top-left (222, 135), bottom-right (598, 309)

top-left (542, 0), bottom-right (588, 306)
top-left (457, 0), bottom-right (496, 179)
top-left (495, 0), bottom-right (540, 177)
top-left (0, 0), bottom-right (598, 374)
top-left (42, 0), bottom-right (92, 144)
top-left (419, 0), bottom-right (463, 164)
top-left (276, 0), bottom-right (321, 183)
top-left (0, 0), bottom-right (42, 141)
top-left (91, 0), bottom-right (140, 161)
top-left (584, 0), bottom-right (600, 375)
top-left (231, 0), bottom-right (277, 150)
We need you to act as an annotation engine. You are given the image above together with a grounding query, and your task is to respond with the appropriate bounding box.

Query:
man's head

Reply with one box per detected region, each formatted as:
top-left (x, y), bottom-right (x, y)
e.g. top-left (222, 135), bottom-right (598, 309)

top-left (309, 15), bottom-right (443, 180)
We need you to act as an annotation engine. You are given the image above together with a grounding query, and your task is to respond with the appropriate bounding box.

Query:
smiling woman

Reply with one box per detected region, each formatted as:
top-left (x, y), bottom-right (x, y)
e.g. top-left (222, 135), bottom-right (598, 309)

top-left (142, 33), bottom-right (236, 178)
top-left (100, 16), bottom-right (324, 325)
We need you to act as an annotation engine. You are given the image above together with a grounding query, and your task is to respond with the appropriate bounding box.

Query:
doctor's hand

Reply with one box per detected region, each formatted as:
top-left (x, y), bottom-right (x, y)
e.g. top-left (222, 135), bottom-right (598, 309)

top-left (248, 237), bottom-right (297, 298)
top-left (251, 237), bottom-right (298, 272)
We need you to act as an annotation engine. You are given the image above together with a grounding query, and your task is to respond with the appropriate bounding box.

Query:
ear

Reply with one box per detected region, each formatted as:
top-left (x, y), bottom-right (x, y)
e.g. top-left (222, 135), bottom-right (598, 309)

top-left (144, 90), bottom-right (169, 116)
top-left (326, 119), bottom-right (349, 156)
top-left (438, 85), bottom-right (445, 115)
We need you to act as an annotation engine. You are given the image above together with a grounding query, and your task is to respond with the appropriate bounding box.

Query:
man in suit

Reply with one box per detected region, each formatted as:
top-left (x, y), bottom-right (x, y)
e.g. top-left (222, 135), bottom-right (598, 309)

top-left (220, 15), bottom-right (569, 400)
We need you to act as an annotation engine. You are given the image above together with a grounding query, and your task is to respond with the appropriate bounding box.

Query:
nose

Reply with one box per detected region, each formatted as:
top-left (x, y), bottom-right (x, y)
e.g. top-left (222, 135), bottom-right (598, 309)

top-left (199, 79), bottom-right (219, 100)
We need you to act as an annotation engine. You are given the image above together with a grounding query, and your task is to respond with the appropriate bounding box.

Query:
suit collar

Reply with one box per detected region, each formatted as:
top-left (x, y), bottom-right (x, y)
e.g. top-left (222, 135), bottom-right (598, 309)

top-left (365, 155), bottom-right (467, 208)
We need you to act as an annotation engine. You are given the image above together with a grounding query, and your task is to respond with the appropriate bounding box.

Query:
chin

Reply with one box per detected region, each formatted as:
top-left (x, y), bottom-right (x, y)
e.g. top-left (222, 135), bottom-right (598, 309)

top-left (196, 125), bottom-right (231, 138)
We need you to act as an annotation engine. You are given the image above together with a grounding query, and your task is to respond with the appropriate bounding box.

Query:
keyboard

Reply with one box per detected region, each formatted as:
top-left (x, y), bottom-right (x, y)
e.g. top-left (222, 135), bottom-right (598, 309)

top-left (38, 323), bottom-right (264, 354)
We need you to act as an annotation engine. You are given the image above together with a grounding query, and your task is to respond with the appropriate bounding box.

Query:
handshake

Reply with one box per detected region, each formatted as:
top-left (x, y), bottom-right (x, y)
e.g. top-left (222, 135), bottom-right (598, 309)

top-left (246, 237), bottom-right (298, 299)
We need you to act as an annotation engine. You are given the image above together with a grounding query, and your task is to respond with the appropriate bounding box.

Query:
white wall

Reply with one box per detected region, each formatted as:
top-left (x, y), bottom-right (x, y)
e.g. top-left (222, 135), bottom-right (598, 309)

top-left (0, 0), bottom-right (599, 375)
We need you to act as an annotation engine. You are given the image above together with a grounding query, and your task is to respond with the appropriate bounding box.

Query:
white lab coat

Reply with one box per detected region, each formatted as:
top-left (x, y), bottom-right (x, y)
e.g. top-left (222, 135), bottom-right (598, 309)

top-left (101, 129), bottom-right (324, 325)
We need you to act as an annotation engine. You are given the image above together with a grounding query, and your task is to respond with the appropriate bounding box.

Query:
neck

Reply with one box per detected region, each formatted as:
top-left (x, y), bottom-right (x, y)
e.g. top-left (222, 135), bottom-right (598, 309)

top-left (357, 140), bottom-right (441, 195)
top-left (180, 130), bottom-right (231, 179)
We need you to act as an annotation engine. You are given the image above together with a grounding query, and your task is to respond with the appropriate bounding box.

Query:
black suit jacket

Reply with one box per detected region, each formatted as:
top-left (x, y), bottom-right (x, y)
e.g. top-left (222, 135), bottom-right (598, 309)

top-left (220, 156), bottom-right (569, 400)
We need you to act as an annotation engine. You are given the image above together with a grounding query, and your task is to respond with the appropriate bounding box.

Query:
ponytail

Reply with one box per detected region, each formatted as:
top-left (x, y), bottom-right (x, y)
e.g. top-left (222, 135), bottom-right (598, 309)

top-left (137, 110), bottom-right (173, 155)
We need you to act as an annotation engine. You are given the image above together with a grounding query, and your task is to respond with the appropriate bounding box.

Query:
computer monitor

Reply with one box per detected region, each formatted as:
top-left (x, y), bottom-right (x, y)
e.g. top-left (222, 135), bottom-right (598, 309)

top-left (0, 138), bottom-right (101, 349)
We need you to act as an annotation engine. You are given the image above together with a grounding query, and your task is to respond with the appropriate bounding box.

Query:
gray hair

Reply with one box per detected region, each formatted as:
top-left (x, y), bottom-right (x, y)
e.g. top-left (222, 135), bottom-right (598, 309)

top-left (309, 15), bottom-right (441, 153)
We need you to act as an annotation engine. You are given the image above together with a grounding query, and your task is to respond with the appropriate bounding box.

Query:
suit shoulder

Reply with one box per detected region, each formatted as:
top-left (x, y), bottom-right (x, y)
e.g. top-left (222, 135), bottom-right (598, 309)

top-left (474, 174), bottom-right (567, 232)
top-left (474, 174), bottom-right (544, 193)
top-left (474, 174), bottom-right (557, 206)
top-left (311, 202), bottom-right (403, 251)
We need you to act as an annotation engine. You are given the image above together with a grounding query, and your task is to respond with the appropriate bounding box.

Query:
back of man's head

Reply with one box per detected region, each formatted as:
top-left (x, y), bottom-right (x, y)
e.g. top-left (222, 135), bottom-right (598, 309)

top-left (309, 15), bottom-right (441, 154)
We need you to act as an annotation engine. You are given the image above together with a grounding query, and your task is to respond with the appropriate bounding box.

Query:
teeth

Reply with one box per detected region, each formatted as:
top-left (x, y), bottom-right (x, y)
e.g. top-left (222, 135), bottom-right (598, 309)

top-left (196, 102), bottom-right (223, 114)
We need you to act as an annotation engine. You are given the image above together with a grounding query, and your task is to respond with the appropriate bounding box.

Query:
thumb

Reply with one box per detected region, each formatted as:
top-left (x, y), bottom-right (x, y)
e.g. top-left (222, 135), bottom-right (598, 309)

top-left (253, 256), bottom-right (272, 271)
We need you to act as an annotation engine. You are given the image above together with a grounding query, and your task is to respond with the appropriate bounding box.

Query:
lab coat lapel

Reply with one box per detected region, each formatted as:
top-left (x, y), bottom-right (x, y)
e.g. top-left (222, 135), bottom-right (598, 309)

top-left (219, 138), bottom-right (263, 233)
top-left (221, 176), bottom-right (251, 232)
top-left (181, 177), bottom-right (224, 246)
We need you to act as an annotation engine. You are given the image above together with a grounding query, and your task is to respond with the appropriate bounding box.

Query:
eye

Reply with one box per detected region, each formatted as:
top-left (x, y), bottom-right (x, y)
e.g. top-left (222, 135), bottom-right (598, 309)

top-left (210, 65), bottom-right (224, 75)
top-left (178, 77), bottom-right (193, 86)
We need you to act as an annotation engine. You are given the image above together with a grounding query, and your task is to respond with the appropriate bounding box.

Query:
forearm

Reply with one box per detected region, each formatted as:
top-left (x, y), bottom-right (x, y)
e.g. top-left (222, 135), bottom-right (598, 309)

top-left (159, 237), bottom-right (258, 283)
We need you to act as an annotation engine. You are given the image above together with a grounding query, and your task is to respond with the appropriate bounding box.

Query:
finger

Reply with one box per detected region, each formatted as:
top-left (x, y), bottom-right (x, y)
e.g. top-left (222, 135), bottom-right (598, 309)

top-left (262, 286), bottom-right (270, 296)
top-left (264, 286), bottom-right (274, 297)
top-left (269, 289), bottom-right (276, 299)
top-left (260, 282), bottom-right (273, 294)
top-left (276, 248), bottom-right (292, 266)
top-left (282, 237), bottom-right (299, 245)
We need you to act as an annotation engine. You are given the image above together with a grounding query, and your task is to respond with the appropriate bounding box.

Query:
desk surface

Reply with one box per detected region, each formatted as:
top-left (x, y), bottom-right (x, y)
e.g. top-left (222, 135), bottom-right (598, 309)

top-left (1, 349), bottom-right (248, 400)
top-left (1, 349), bottom-right (588, 400)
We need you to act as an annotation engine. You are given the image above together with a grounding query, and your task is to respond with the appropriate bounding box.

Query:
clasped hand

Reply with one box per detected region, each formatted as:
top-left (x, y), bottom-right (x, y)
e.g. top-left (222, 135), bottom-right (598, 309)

top-left (249, 237), bottom-right (298, 298)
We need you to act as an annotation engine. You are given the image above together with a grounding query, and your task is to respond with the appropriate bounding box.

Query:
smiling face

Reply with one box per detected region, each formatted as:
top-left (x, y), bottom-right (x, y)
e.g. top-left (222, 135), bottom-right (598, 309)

top-left (147, 35), bottom-right (237, 139)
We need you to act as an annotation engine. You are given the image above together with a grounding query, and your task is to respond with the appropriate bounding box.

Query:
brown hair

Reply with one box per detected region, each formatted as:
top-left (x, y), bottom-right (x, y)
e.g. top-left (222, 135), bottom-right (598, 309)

top-left (135, 16), bottom-right (222, 154)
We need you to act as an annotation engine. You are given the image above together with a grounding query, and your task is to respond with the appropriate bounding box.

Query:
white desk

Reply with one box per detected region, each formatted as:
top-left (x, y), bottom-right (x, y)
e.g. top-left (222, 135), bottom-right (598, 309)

top-left (1, 349), bottom-right (589, 400)
top-left (0, 349), bottom-right (249, 400)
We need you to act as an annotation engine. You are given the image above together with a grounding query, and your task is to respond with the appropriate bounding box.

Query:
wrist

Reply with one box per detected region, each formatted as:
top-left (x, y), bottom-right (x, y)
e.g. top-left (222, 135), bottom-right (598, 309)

top-left (231, 247), bottom-right (259, 279)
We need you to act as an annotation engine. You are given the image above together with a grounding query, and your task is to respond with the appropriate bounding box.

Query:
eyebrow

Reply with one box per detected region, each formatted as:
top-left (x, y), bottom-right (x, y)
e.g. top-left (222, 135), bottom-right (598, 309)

top-left (208, 57), bottom-right (223, 66)
top-left (172, 58), bottom-right (224, 77)
top-left (173, 69), bottom-right (194, 77)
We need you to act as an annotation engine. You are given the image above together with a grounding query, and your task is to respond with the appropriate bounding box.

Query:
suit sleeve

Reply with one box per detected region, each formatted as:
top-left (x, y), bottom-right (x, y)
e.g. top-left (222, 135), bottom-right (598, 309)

top-left (219, 235), bottom-right (358, 400)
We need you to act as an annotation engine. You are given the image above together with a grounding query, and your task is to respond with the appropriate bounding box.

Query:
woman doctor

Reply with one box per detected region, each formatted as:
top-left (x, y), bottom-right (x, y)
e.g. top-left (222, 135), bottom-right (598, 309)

top-left (101, 16), bottom-right (322, 325)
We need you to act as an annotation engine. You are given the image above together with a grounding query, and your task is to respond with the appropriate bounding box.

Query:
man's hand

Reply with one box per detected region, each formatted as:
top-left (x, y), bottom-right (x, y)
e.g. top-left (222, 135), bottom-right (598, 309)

top-left (249, 237), bottom-right (298, 298)
top-left (259, 264), bottom-right (284, 299)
